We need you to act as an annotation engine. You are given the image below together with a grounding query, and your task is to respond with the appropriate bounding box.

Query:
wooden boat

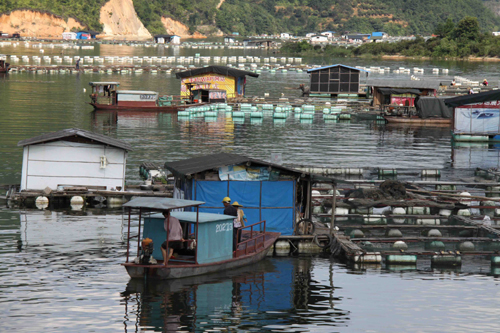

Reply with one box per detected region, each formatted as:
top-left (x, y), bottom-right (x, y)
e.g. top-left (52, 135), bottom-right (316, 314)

top-left (89, 82), bottom-right (205, 111)
top-left (122, 197), bottom-right (280, 280)
top-left (384, 115), bottom-right (451, 126)
top-left (0, 60), bottom-right (10, 73)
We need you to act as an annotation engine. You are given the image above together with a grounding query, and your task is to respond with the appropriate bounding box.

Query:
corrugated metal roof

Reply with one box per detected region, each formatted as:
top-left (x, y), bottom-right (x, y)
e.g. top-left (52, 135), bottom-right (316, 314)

top-left (164, 153), bottom-right (308, 179)
top-left (175, 66), bottom-right (259, 79)
top-left (365, 79), bottom-right (440, 90)
top-left (17, 128), bottom-right (133, 151)
top-left (123, 197), bottom-right (205, 210)
top-left (307, 64), bottom-right (369, 73)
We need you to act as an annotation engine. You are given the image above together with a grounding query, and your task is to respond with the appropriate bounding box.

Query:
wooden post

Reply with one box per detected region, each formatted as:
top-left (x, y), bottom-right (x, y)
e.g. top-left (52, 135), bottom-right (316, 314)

top-left (330, 182), bottom-right (337, 236)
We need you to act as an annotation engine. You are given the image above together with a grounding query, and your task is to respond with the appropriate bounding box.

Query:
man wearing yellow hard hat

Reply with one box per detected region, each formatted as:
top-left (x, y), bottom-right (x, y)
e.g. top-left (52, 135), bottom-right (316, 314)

top-left (222, 196), bottom-right (238, 216)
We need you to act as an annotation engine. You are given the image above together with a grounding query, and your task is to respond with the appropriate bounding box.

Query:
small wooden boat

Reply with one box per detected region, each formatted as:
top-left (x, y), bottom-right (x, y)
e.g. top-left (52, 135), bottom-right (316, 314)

top-left (0, 60), bottom-right (10, 73)
top-left (384, 115), bottom-right (451, 126)
top-left (122, 197), bottom-right (280, 280)
top-left (89, 82), bottom-right (205, 111)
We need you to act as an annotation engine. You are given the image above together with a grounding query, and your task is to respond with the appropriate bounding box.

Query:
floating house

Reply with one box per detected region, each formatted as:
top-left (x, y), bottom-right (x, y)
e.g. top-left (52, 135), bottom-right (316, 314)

top-left (153, 35), bottom-right (180, 44)
top-left (445, 90), bottom-right (500, 142)
top-left (76, 31), bottom-right (98, 39)
top-left (164, 153), bottom-right (320, 235)
top-left (62, 32), bottom-right (77, 40)
top-left (242, 39), bottom-right (277, 48)
top-left (307, 64), bottom-right (368, 96)
top-left (17, 128), bottom-right (132, 191)
top-left (176, 66), bottom-right (259, 101)
top-left (224, 36), bottom-right (237, 44)
top-left (366, 79), bottom-right (440, 107)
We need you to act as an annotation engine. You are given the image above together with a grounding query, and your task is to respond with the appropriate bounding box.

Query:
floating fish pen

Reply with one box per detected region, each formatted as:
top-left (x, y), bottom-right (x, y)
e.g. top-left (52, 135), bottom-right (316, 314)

top-left (281, 166), bottom-right (500, 269)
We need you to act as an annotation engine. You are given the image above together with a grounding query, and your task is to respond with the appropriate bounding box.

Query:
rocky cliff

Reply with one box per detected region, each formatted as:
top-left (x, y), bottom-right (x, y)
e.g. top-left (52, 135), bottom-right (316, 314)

top-left (0, 10), bottom-right (84, 37)
top-left (100, 0), bottom-right (151, 39)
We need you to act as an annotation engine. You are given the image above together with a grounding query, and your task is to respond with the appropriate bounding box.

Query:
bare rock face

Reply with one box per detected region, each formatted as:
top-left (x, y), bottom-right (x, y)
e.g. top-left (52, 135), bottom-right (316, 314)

top-left (100, 0), bottom-right (151, 39)
top-left (161, 17), bottom-right (206, 38)
top-left (0, 10), bottom-right (84, 37)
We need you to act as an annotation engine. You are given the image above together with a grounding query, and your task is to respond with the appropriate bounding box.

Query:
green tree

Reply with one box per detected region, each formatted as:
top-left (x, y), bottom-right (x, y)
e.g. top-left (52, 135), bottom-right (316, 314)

top-left (453, 16), bottom-right (479, 41)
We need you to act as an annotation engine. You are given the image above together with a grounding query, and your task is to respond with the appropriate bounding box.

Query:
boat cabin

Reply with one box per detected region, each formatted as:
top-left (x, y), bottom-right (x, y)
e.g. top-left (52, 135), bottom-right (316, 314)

top-left (367, 79), bottom-right (439, 108)
top-left (122, 197), bottom-right (272, 271)
top-left (89, 82), bottom-right (120, 105)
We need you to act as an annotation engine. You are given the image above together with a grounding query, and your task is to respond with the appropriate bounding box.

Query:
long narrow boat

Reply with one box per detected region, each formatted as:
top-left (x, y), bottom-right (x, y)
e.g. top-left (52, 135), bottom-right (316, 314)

top-left (122, 197), bottom-right (280, 280)
top-left (89, 82), bottom-right (205, 111)
top-left (384, 115), bottom-right (451, 126)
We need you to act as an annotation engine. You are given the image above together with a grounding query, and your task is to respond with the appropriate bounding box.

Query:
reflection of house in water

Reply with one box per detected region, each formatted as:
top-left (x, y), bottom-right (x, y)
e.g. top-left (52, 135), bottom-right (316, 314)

top-left (451, 143), bottom-right (500, 169)
top-left (121, 258), bottom-right (344, 332)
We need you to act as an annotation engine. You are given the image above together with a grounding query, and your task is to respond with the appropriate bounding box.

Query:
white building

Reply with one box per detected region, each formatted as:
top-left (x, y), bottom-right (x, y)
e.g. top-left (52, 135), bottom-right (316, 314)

top-left (305, 33), bottom-right (316, 38)
top-left (280, 33), bottom-right (292, 39)
top-left (310, 35), bottom-right (329, 44)
top-left (18, 128), bottom-right (132, 191)
top-left (320, 31), bottom-right (335, 38)
top-left (154, 35), bottom-right (181, 44)
top-left (62, 32), bottom-right (77, 40)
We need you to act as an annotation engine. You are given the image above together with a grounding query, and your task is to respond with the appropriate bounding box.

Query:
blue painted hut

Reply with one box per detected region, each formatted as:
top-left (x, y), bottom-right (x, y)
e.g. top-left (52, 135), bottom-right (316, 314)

top-left (165, 153), bottom-right (319, 235)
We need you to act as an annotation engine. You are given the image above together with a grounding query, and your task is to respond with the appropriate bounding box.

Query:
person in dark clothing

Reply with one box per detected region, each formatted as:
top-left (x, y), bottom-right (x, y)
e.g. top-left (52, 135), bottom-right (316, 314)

top-left (222, 196), bottom-right (237, 216)
top-left (75, 58), bottom-right (81, 70)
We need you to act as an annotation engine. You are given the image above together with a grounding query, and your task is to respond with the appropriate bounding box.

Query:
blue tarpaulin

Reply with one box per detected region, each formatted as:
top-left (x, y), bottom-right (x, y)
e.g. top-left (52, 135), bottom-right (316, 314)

top-left (193, 180), bottom-right (295, 235)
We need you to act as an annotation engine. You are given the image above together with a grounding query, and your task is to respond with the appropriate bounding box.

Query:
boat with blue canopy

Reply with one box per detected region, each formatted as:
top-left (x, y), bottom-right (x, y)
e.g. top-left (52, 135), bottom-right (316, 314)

top-left (122, 197), bottom-right (280, 279)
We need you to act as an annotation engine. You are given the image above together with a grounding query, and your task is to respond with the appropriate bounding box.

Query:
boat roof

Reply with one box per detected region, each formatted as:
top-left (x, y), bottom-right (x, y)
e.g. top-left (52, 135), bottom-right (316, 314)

top-left (445, 89), bottom-right (500, 107)
top-left (307, 64), bottom-right (369, 73)
top-left (17, 128), bottom-right (133, 151)
top-left (365, 78), bottom-right (440, 90)
top-left (150, 211), bottom-right (235, 223)
top-left (89, 82), bottom-right (120, 86)
top-left (123, 197), bottom-right (205, 210)
top-left (117, 90), bottom-right (158, 95)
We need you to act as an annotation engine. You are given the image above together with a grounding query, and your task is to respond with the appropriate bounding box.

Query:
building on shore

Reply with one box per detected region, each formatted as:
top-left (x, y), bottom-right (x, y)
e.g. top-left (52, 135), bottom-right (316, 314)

top-left (17, 128), bottom-right (132, 192)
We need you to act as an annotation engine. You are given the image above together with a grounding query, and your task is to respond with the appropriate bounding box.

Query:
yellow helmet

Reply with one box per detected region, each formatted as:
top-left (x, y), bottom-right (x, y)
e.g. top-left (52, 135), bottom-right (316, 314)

top-left (222, 196), bottom-right (231, 203)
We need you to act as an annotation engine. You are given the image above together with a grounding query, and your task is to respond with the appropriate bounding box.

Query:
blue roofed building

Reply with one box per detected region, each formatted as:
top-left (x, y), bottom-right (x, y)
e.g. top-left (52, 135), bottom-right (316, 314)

top-left (164, 153), bottom-right (322, 235)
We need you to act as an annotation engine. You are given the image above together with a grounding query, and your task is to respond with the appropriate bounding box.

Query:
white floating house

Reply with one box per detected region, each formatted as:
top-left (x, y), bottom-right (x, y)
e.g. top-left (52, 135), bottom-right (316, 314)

top-left (62, 32), bottom-right (77, 40)
top-left (18, 128), bottom-right (132, 191)
top-left (153, 34), bottom-right (181, 45)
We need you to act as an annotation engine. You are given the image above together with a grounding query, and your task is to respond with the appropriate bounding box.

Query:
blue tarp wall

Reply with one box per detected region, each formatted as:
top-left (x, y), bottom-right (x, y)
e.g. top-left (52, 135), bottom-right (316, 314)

top-left (191, 180), bottom-right (296, 235)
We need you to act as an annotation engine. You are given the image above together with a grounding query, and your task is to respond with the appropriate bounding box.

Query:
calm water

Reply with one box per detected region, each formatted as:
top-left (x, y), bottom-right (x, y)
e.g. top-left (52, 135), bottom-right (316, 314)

top-left (2, 43), bottom-right (500, 332)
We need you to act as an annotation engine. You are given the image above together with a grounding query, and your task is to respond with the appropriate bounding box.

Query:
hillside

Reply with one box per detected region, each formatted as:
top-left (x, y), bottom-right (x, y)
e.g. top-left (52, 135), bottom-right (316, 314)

top-left (0, 0), bottom-right (499, 37)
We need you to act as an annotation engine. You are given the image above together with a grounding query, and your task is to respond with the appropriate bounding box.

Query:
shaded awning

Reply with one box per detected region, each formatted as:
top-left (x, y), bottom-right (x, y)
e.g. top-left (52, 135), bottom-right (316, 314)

top-left (123, 197), bottom-right (205, 210)
top-left (378, 88), bottom-right (421, 95)
top-left (445, 89), bottom-right (500, 107)
top-left (176, 66), bottom-right (259, 79)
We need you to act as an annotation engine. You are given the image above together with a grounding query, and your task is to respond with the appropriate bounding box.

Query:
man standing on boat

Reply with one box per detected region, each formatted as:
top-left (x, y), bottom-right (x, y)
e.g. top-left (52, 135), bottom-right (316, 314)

top-left (222, 197), bottom-right (237, 216)
top-left (160, 210), bottom-right (184, 265)
top-left (75, 58), bottom-right (81, 71)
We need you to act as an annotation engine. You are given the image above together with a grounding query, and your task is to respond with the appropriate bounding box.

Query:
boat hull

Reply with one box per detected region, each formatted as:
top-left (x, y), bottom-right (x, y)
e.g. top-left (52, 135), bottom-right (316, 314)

top-left (384, 116), bottom-right (451, 125)
top-left (123, 232), bottom-right (279, 279)
top-left (90, 102), bottom-right (205, 111)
